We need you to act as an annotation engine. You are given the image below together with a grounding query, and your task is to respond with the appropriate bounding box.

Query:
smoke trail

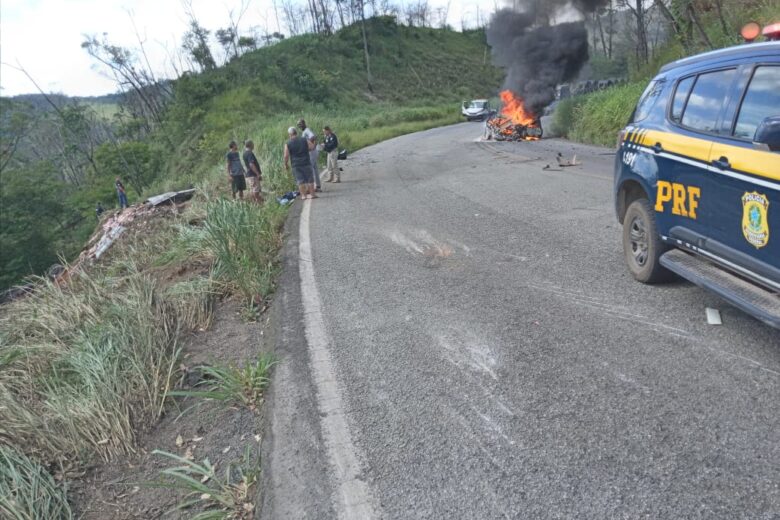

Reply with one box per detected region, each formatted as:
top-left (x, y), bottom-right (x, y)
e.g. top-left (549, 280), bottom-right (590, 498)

top-left (487, 0), bottom-right (606, 117)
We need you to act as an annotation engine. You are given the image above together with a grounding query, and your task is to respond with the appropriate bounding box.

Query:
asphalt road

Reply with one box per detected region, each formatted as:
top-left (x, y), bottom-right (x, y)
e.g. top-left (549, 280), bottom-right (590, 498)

top-left (261, 123), bottom-right (779, 520)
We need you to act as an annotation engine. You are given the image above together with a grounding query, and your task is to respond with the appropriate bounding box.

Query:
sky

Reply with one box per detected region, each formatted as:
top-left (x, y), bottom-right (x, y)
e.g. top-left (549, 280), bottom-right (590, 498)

top-left (0, 0), bottom-right (491, 97)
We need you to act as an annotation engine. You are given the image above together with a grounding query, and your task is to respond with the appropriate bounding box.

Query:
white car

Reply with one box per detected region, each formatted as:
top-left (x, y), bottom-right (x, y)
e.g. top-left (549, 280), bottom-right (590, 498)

top-left (461, 99), bottom-right (491, 121)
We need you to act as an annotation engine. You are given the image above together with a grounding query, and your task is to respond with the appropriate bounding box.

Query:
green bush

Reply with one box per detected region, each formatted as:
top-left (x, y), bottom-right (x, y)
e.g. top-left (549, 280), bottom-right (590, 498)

top-left (568, 82), bottom-right (646, 147)
top-left (550, 98), bottom-right (578, 138)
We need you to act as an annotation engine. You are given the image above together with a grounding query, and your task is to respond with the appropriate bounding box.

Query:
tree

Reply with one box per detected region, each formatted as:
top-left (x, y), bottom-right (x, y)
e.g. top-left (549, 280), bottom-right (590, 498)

top-left (0, 99), bottom-right (36, 172)
top-left (93, 141), bottom-right (161, 197)
top-left (182, 21), bottom-right (217, 71)
top-left (352, 0), bottom-right (374, 91)
top-left (619, 0), bottom-right (650, 63)
top-left (81, 34), bottom-right (170, 132)
top-left (216, 27), bottom-right (240, 61)
top-left (0, 164), bottom-right (73, 289)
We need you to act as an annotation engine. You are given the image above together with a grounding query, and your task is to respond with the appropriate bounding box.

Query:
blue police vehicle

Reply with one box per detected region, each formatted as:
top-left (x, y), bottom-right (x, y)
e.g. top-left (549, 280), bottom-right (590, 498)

top-left (614, 36), bottom-right (780, 329)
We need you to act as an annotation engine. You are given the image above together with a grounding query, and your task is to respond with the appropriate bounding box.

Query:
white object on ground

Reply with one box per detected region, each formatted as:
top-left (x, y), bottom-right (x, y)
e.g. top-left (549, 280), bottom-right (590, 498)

top-left (706, 308), bottom-right (722, 325)
top-left (94, 225), bottom-right (126, 259)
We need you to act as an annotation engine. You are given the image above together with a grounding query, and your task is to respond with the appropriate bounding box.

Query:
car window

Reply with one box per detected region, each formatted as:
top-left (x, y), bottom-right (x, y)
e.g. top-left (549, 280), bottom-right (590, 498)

top-left (733, 66), bottom-right (780, 140)
top-left (670, 76), bottom-right (694, 123)
top-left (632, 79), bottom-right (665, 122)
top-left (681, 69), bottom-right (736, 132)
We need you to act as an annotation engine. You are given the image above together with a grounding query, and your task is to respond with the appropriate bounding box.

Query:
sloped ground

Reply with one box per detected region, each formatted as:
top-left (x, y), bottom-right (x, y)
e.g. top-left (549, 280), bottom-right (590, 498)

top-left (71, 298), bottom-right (274, 519)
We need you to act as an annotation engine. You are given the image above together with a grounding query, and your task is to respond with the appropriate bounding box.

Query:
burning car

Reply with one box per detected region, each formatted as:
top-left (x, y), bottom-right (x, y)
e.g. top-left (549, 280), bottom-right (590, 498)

top-left (461, 99), bottom-right (492, 121)
top-left (484, 90), bottom-right (543, 141)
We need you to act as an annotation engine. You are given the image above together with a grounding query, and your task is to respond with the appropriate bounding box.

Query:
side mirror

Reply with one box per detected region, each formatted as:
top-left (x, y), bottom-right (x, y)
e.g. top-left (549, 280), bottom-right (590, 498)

top-left (753, 116), bottom-right (780, 152)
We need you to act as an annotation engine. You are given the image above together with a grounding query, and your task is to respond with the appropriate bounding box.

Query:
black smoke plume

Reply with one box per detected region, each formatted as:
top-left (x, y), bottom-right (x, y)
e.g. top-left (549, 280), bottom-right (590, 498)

top-left (487, 0), bottom-right (606, 117)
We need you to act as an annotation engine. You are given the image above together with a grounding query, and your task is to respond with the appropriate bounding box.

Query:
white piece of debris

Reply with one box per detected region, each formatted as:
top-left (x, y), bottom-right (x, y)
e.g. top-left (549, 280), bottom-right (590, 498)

top-left (706, 308), bottom-right (722, 325)
top-left (93, 225), bottom-right (126, 259)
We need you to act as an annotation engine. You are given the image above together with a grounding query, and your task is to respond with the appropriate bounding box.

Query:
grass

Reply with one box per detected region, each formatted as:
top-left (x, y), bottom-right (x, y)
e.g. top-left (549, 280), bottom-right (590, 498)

top-left (170, 355), bottom-right (276, 411)
top-left (0, 264), bottom-right (183, 464)
top-left (552, 82), bottom-right (647, 147)
top-left (0, 446), bottom-right (72, 520)
top-left (152, 448), bottom-right (259, 520)
top-left (0, 21), bottom-right (483, 514)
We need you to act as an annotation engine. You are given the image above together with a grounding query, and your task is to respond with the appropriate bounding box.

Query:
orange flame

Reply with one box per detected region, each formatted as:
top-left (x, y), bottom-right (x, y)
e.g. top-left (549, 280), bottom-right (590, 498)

top-left (499, 90), bottom-right (536, 126)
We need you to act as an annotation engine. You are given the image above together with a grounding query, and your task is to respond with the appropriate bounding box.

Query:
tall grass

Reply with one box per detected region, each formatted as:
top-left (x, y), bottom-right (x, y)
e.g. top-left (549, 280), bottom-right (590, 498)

top-left (0, 265), bottom-right (183, 463)
top-left (200, 198), bottom-right (287, 305)
top-left (0, 446), bottom-right (72, 520)
top-left (553, 82), bottom-right (646, 147)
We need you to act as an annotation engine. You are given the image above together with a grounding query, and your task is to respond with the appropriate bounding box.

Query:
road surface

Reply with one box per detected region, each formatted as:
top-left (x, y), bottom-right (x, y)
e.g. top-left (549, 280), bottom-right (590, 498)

top-left (261, 123), bottom-right (779, 519)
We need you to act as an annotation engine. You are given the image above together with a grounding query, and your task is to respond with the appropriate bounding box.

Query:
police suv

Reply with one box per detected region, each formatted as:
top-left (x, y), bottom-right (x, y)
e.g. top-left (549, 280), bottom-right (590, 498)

top-left (614, 34), bottom-right (780, 329)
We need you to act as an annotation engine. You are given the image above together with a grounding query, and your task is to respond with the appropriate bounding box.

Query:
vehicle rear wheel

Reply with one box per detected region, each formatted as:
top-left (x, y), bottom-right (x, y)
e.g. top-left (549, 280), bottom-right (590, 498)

top-left (622, 198), bottom-right (671, 283)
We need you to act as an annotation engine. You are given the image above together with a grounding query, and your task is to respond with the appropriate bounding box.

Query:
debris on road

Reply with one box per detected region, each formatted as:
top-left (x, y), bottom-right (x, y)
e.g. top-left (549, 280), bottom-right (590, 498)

top-left (277, 191), bottom-right (299, 206)
top-left (706, 308), bottom-right (723, 325)
top-left (556, 152), bottom-right (581, 167)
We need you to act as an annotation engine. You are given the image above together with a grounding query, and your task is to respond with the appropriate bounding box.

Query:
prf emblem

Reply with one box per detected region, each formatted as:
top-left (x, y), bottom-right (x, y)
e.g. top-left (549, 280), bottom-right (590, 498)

top-left (655, 181), bottom-right (701, 219)
top-left (742, 192), bottom-right (770, 249)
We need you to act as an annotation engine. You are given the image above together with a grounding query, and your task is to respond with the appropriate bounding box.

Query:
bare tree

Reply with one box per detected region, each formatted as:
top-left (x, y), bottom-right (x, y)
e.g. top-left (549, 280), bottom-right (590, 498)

top-left (619, 0), bottom-right (650, 64)
top-left (352, 0), bottom-right (374, 91)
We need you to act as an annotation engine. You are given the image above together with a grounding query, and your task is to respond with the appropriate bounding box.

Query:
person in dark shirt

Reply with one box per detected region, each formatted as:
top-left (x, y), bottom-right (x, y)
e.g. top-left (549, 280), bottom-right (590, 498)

top-left (242, 140), bottom-right (263, 204)
top-left (322, 126), bottom-right (340, 183)
top-left (115, 178), bottom-right (128, 209)
top-left (96, 202), bottom-right (105, 219)
top-left (284, 127), bottom-right (316, 200)
top-left (226, 141), bottom-right (246, 200)
top-left (298, 119), bottom-right (322, 192)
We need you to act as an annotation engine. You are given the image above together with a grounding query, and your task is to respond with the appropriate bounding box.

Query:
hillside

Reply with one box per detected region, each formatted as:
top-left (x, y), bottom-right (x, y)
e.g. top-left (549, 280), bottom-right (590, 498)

top-left (162, 17), bottom-right (501, 186)
top-left (0, 17), bottom-right (502, 290)
top-left (1, 19), bottom-right (504, 519)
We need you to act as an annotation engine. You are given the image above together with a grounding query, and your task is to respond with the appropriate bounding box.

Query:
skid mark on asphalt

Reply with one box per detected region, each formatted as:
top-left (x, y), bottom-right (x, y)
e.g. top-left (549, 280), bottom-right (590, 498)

top-left (525, 281), bottom-right (692, 336)
top-left (386, 228), bottom-right (471, 267)
top-left (526, 282), bottom-right (780, 376)
top-left (437, 332), bottom-right (499, 381)
top-left (299, 200), bottom-right (378, 520)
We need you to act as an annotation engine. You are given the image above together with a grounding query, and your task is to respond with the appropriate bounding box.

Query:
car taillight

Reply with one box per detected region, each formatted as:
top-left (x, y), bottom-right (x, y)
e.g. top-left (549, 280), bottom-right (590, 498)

top-left (617, 129), bottom-right (626, 149)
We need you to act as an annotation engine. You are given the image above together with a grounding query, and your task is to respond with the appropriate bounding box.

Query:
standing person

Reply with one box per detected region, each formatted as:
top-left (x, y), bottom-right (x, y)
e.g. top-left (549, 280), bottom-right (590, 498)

top-left (284, 127), bottom-right (316, 200)
top-left (115, 177), bottom-right (128, 209)
top-left (297, 119), bottom-right (321, 192)
top-left (226, 140), bottom-right (246, 200)
top-left (322, 126), bottom-right (340, 183)
top-left (242, 140), bottom-right (264, 204)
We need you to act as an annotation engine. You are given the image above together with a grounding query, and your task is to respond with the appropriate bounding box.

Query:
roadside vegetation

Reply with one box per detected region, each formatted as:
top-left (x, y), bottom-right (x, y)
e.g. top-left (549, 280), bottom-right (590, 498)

top-left (0, 13), bottom-right (501, 518)
top-left (553, 0), bottom-right (779, 147)
top-left (1, 17), bottom-right (499, 290)
top-left (152, 448), bottom-right (260, 520)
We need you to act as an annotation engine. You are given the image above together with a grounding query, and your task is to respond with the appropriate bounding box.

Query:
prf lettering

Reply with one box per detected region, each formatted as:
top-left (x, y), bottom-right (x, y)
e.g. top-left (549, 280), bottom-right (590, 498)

top-left (655, 181), bottom-right (701, 219)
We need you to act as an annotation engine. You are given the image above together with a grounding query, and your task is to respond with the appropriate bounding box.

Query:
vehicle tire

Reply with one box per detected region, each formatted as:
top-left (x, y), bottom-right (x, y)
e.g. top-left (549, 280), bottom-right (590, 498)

top-left (622, 198), bottom-right (671, 283)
